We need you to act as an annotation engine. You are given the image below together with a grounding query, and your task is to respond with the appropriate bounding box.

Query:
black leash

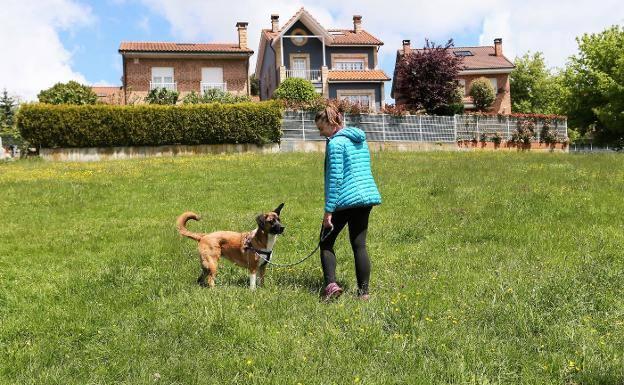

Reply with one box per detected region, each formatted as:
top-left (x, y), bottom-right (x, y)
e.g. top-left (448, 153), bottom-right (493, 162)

top-left (255, 225), bottom-right (333, 268)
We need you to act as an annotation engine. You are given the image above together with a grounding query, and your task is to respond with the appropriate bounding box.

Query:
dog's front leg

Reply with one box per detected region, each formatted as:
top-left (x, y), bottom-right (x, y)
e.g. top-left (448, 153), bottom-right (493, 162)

top-left (258, 265), bottom-right (267, 287)
top-left (249, 270), bottom-right (257, 290)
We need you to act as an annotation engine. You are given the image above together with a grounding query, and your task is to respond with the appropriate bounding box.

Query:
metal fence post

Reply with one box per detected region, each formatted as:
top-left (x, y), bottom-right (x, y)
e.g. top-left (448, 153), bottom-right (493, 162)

top-left (453, 115), bottom-right (457, 142)
top-left (301, 110), bottom-right (306, 141)
top-left (382, 113), bottom-right (386, 142)
top-left (476, 116), bottom-right (480, 139)
top-left (418, 115), bottom-right (423, 142)
top-left (506, 116), bottom-right (511, 140)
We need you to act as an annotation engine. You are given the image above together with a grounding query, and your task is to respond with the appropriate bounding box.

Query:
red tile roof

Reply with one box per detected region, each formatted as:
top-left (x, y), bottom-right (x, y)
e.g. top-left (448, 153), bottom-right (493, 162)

top-left (91, 86), bottom-right (122, 97)
top-left (397, 45), bottom-right (513, 70)
top-left (327, 29), bottom-right (383, 45)
top-left (328, 70), bottom-right (390, 81)
top-left (119, 42), bottom-right (253, 54)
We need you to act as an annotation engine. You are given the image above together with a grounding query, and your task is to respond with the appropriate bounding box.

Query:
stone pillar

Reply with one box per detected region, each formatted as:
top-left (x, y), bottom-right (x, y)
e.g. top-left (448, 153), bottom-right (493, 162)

top-left (321, 66), bottom-right (329, 98)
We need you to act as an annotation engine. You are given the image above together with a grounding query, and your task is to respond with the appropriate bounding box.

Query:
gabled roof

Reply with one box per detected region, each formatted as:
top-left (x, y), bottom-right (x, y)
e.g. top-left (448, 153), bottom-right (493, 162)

top-left (395, 45), bottom-right (514, 71)
top-left (270, 7), bottom-right (334, 47)
top-left (119, 42), bottom-right (253, 55)
top-left (328, 70), bottom-right (390, 82)
top-left (255, 8), bottom-right (385, 77)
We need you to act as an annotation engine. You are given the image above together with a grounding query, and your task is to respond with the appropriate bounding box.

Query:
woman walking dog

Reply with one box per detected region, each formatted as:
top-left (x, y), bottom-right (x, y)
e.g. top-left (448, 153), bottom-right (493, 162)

top-left (315, 105), bottom-right (382, 301)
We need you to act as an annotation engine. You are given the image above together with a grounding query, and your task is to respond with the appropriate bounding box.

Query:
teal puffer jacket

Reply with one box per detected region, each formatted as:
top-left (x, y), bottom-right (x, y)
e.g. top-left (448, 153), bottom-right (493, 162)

top-left (324, 127), bottom-right (382, 213)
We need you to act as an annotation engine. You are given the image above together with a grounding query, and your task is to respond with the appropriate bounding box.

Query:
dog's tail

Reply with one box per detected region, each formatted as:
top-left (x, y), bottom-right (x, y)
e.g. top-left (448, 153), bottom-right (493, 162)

top-left (176, 212), bottom-right (204, 242)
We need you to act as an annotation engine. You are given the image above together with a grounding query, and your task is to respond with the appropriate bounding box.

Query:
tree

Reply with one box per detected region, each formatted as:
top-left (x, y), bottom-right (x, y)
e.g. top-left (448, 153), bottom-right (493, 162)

top-left (510, 52), bottom-right (565, 114)
top-left (394, 39), bottom-right (463, 113)
top-left (37, 81), bottom-right (98, 105)
top-left (249, 74), bottom-right (260, 97)
top-left (469, 77), bottom-right (496, 111)
top-left (0, 89), bottom-right (18, 128)
top-left (273, 78), bottom-right (319, 104)
top-left (145, 88), bottom-right (179, 105)
top-left (561, 25), bottom-right (624, 141)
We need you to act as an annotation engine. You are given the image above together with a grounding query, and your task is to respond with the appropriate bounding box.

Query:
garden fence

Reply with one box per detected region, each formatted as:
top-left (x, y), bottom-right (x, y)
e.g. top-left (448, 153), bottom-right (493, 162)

top-left (281, 111), bottom-right (568, 143)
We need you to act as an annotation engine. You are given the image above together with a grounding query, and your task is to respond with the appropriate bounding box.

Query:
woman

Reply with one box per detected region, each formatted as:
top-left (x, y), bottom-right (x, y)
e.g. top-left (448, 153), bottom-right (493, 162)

top-left (315, 105), bottom-right (382, 301)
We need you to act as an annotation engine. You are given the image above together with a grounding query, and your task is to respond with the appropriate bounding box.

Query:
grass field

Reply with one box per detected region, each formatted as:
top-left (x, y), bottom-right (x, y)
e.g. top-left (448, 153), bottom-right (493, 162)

top-left (1, 151), bottom-right (623, 384)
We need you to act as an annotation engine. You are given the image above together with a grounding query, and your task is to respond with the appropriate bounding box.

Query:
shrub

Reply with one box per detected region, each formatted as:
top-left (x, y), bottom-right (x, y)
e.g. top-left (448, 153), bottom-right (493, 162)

top-left (511, 119), bottom-right (537, 144)
top-left (145, 88), bottom-right (179, 105)
top-left (37, 81), bottom-right (97, 105)
top-left (273, 78), bottom-right (319, 104)
top-left (249, 75), bottom-right (260, 96)
top-left (183, 89), bottom-right (251, 105)
top-left (469, 77), bottom-right (496, 112)
top-left (16, 102), bottom-right (282, 148)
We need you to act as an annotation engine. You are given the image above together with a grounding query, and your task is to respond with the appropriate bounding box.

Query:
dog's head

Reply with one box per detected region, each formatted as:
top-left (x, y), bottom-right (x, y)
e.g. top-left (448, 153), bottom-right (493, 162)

top-left (256, 203), bottom-right (285, 235)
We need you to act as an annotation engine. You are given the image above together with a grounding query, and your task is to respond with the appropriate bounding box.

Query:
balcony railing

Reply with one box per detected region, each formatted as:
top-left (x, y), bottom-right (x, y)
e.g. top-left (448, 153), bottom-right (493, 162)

top-left (150, 82), bottom-right (177, 91)
top-left (201, 82), bottom-right (227, 93)
top-left (286, 69), bottom-right (322, 82)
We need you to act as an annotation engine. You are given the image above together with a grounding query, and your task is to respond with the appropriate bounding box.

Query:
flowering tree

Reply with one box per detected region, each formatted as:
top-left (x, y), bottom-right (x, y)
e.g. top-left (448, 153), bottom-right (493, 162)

top-left (394, 39), bottom-right (463, 113)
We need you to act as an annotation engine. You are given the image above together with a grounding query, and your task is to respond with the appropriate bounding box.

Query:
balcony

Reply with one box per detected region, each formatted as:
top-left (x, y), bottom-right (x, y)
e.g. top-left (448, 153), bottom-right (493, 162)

top-left (285, 69), bottom-right (322, 83)
top-left (201, 82), bottom-right (227, 93)
top-left (150, 82), bottom-right (177, 91)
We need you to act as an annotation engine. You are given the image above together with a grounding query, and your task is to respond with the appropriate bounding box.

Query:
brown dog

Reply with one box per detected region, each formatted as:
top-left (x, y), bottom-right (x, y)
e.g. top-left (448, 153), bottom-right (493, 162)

top-left (176, 203), bottom-right (285, 289)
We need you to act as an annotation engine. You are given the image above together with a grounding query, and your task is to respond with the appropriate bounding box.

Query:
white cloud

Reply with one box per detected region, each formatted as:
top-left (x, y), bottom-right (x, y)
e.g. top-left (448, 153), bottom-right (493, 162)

top-left (0, 0), bottom-right (93, 101)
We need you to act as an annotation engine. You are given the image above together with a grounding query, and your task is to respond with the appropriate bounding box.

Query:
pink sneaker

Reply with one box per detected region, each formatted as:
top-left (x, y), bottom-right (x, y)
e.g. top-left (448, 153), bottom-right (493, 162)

top-left (322, 282), bottom-right (343, 301)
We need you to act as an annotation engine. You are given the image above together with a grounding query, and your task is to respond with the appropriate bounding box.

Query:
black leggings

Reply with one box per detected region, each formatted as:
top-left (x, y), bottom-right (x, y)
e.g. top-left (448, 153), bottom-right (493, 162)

top-left (320, 206), bottom-right (372, 295)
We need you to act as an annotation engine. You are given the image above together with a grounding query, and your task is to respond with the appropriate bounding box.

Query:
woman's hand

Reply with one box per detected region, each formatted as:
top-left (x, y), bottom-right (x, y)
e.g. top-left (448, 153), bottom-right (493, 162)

top-left (323, 212), bottom-right (333, 229)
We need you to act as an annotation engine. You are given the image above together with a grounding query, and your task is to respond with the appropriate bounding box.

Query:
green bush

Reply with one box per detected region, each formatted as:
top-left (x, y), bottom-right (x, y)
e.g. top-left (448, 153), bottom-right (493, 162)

top-left (182, 89), bottom-right (251, 105)
top-left (273, 78), bottom-right (319, 103)
top-left (145, 88), bottom-right (179, 105)
top-left (469, 77), bottom-right (496, 111)
top-left (37, 81), bottom-right (98, 105)
top-left (16, 102), bottom-right (283, 148)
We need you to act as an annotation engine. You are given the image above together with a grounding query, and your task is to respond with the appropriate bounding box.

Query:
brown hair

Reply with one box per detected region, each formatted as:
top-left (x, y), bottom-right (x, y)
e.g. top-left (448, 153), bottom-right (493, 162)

top-left (315, 105), bottom-right (344, 127)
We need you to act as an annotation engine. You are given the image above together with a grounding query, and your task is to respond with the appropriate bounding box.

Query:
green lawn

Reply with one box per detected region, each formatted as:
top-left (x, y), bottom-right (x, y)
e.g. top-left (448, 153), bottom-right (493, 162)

top-left (1, 151), bottom-right (623, 384)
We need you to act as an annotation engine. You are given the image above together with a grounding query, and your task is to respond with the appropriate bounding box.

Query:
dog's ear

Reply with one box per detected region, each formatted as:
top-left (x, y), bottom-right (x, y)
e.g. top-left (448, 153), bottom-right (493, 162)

top-left (273, 202), bottom-right (284, 215)
top-left (256, 214), bottom-right (266, 228)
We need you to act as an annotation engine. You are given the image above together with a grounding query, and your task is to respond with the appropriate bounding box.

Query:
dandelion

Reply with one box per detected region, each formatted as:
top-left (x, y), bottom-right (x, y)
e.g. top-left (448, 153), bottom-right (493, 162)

top-left (425, 317), bottom-right (433, 322)
top-left (354, 376), bottom-right (360, 383)
top-left (247, 359), bottom-right (253, 365)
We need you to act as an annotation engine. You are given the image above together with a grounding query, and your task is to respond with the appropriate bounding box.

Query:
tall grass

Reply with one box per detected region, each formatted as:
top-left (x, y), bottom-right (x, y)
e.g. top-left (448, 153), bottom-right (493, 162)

top-left (1, 152), bottom-right (623, 384)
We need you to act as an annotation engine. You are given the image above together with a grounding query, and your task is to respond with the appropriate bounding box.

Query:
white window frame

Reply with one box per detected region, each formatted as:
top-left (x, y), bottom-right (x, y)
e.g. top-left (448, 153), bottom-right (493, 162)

top-left (151, 67), bottom-right (175, 90)
top-left (336, 89), bottom-right (375, 110)
top-left (334, 59), bottom-right (365, 71)
top-left (488, 78), bottom-right (498, 93)
top-left (201, 67), bottom-right (226, 93)
top-left (458, 79), bottom-right (466, 96)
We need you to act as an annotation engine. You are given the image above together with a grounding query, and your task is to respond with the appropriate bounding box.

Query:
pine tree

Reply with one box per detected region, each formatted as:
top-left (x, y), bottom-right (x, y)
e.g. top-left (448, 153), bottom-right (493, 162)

top-left (0, 89), bottom-right (17, 128)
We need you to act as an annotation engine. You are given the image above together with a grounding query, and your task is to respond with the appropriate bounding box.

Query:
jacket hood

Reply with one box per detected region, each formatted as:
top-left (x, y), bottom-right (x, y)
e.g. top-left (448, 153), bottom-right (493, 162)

top-left (332, 127), bottom-right (366, 143)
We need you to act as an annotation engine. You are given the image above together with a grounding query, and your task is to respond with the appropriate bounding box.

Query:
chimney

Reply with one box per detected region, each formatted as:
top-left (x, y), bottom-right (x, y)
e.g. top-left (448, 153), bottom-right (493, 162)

top-left (402, 39), bottom-right (411, 55)
top-left (494, 38), bottom-right (502, 56)
top-left (353, 15), bottom-right (362, 33)
top-left (236, 22), bottom-right (248, 49)
top-left (271, 14), bottom-right (279, 33)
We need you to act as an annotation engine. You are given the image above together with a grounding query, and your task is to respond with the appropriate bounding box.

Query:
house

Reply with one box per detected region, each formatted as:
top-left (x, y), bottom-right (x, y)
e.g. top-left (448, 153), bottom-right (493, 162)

top-left (391, 38), bottom-right (515, 114)
top-left (117, 22), bottom-right (253, 104)
top-left (255, 8), bottom-right (391, 111)
top-left (91, 86), bottom-right (124, 104)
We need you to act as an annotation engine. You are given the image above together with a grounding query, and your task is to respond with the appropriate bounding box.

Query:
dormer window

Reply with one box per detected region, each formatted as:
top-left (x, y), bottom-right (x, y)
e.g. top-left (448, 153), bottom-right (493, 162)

top-left (453, 50), bottom-right (474, 57)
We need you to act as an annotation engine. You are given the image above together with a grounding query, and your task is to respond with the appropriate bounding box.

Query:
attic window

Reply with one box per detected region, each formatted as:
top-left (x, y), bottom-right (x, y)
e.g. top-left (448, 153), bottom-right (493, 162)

top-left (175, 43), bottom-right (195, 46)
top-left (329, 31), bottom-right (344, 36)
top-left (454, 50), bottom-right (474, 57)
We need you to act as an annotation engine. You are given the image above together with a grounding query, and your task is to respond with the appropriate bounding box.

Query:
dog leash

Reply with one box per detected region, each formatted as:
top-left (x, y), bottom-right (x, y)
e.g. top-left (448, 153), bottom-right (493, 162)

top-left (255, 225), bottom-right (333, 268)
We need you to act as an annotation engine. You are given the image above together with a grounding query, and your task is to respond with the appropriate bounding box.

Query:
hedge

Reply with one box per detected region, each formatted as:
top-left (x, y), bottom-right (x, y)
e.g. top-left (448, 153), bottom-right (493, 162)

top-left (16, 102), bottom-right (283, 148)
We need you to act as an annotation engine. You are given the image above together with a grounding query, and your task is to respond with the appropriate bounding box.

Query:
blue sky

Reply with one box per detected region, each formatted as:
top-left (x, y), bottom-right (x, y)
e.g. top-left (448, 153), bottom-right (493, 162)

top-left (2, 0), bottom-right (623, 101)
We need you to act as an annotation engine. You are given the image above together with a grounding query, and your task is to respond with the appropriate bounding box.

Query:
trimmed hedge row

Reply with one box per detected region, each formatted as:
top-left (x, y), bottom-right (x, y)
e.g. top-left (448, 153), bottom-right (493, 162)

top-left (16, 102), bottom-right (283, 148)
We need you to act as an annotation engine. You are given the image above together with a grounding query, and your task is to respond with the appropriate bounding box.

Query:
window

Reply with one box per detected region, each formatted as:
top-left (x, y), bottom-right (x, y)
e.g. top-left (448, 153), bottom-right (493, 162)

top-left (290, 28), bottom-right (308, 46)
top-left (151, 67), bottom-right (174, 90)
top-left (201, 67), bottom-right (225, 92)
top-left (458, 79), bottom-right (466, 96)
top-left (488, 78), bottom-right (498, 92)
top-left (453, 50), bottom-right (474, 57)
top-left (334, 60), bottom-right (365, 70)
top-left (342, 94), bottom-right (370, 106)
top-left (336, 89), bottom-right (375, 109)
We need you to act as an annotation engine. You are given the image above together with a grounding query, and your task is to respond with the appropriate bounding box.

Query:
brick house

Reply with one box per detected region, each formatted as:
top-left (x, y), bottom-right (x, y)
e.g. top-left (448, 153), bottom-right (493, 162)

top-left (391, 38), bottom-right (515, 114)
top-left (116, 22), bottom-right (253, 104)
top-left (255, 8), bottom-right (390, 111)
